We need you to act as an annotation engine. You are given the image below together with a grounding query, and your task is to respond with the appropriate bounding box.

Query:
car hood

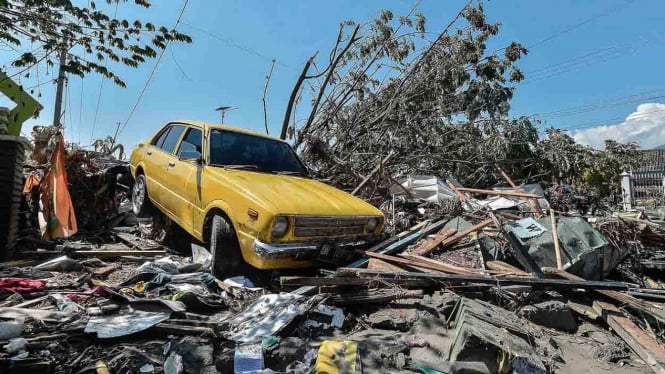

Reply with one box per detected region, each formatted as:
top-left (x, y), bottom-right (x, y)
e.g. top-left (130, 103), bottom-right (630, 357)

top-left (206, 168), bottom-right (383, 216)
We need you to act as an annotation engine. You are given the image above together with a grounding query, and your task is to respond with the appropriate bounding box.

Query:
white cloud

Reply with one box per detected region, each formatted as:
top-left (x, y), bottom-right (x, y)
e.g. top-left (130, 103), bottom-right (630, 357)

top-left (571, 103), bottom-right (665, 149)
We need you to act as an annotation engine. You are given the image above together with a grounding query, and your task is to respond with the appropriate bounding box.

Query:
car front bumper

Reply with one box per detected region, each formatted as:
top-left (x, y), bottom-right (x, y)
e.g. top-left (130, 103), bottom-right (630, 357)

top-left (252, 237), bottom-right (370, 262)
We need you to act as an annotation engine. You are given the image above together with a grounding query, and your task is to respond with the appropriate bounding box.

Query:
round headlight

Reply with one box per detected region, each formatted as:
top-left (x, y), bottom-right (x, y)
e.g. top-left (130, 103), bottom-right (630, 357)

top-left (366, 217), bottom-right (379, 232)
top-left (271, 216), bottom-right (289, 239)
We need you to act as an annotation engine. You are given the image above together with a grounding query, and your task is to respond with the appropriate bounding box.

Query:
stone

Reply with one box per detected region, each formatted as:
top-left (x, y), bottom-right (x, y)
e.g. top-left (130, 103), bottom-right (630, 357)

top-left (519, 301), bottom-right (577, 332)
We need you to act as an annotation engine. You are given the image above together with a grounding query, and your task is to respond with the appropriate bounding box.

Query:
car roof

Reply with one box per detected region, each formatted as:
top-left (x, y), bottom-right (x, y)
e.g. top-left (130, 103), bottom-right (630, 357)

top-left (169, 120), bottom-right (287, 143)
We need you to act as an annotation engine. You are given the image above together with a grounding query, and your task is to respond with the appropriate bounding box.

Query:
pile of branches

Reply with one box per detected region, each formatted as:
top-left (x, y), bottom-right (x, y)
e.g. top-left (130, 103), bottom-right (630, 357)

top-left (281, 1), bottom-right (536, 195)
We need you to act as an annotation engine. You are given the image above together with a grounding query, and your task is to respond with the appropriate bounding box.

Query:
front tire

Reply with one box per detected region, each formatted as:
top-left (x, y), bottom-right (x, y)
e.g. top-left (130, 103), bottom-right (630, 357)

top-left (210, 215), bottom-right (244, 278)
top-left (132, 174), bottom-right (153, 217)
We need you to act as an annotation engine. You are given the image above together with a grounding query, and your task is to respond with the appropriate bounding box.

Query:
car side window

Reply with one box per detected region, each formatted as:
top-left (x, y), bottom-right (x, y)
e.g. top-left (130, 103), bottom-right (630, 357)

top-left (178, 128), bottom-right (203, 157)
top-left (160, 125), bottom-right (185, 154)
top-left (152, 127), bottom-right (171, 148)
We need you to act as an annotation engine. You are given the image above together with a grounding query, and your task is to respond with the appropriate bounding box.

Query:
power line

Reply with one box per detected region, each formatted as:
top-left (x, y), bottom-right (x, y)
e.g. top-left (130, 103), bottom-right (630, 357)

top-left (180, 21), bottom-right (298, 72)
top-left (89, 75), bottom-right (105, 142)
top-left (527, 0), bottom-right (635, 49)
top-left (521, 30), bottom-right (665, 85)
top-left (117, 0), bottom-right (189, 138)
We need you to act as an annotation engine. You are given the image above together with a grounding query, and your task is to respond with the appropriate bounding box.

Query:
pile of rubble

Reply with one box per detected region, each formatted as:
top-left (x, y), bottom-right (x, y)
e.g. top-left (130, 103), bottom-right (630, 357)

top-left (2, 133), bottom-right (665, 373)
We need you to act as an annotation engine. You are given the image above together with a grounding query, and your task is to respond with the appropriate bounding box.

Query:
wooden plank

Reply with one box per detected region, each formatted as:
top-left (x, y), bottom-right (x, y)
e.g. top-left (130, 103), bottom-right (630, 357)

top-left (593, 300), bottom-right (665, 374)
top-left (411, 227), bottom-right (457, 255)
top-left (499, 169), bottom-right (540, 216)
top-left (417, 219), bottom-right (493, 256)
top-left (366, 251), bottom-right (478, 275)
top-left (457, 187), bottom-right (540, 199)
top-left (368, 258), bottom-right (409, 272)
top-left (543, 268), bottom-right (665, 324)
top-left (446, 180), bottom-right (468, 202)
top-left (485, 260), bottom-right (533, 277)
top-left (400, 254), bottom-right (481, 275)
top-left (550, 209), bottom-right (563, 270)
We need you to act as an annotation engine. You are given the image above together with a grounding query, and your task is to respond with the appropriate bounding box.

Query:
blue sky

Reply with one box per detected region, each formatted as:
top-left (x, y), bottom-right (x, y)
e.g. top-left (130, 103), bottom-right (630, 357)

top-left (3, 0), bottom-right (665, 150)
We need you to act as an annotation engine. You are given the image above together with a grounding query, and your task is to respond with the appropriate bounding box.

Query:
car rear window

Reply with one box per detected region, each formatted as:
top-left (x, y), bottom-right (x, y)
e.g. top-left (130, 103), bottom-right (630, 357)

top-left (160, 125), bottom-right (185, 154)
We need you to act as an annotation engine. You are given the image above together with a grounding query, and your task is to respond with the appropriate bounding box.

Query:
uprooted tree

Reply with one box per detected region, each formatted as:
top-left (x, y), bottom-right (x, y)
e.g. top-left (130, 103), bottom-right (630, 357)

top-left (282, 1), bottom-right (644, 199)
top-left (281, 1), bottom-right (537, 194)
top-left (0, 0), bottom-right (191, 87)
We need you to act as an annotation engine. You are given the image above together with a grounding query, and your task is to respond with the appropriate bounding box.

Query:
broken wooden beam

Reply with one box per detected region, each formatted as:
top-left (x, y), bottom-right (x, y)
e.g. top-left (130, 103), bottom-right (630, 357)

top-left (485, 261), bottom-right (533, 277)
top-left (282, 269), bottom-right (631, 291)
top-left (411, 227), bottom-right (457, 255)
top-left (499, 169), bottom-right (541, 216)
top-left (417, 219), bottom-right (493, 256)
top-left (593, 300), bottom-right (665, 374)
top-left (456, 187), bottom-right (540, 199)
top-left (549, 209), bottom-right (564, 270)
top-left (365, 251), bottom-right (478, 275)
top-left (400, 254), bottom-right (481, 275)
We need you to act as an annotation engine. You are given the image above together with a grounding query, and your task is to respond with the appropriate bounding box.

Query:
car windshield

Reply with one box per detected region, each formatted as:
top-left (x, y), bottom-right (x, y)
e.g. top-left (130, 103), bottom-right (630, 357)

top-left (208, 129), bottom-right (306, 175)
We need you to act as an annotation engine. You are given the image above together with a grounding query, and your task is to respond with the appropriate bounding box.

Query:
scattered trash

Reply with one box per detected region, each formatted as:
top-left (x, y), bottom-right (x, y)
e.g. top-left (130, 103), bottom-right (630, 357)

top-left (234, 343), bottom-right (264, 373)
top-left (0, 315), bottom-right (24, 339)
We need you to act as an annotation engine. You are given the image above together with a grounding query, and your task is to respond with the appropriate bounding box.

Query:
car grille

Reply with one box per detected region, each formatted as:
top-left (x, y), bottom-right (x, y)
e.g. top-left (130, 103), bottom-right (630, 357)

top-left (293, 216), bottom-right (372, 237)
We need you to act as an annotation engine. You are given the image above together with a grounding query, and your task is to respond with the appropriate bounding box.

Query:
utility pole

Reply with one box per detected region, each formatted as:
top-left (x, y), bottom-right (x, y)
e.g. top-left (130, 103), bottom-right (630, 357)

top-left (52, 42), bottom-right (67, 129)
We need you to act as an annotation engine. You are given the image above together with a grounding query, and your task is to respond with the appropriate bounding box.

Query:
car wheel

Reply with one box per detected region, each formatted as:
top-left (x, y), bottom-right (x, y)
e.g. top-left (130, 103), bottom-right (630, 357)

top-left (210, 214), bottom-right (244, 278)
top-left (132, 174), bottom-right (154, 217)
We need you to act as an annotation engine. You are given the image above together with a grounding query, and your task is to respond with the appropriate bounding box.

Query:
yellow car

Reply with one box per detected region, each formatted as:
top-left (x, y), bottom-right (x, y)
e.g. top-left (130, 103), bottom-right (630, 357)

top-left (129, 120), bottom-right (384, 275)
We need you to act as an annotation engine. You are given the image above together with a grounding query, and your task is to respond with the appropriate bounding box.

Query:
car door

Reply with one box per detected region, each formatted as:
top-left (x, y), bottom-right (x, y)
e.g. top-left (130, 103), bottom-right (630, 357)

top-left (148, 124), bottom-right (185, 216)
top-left (140, 126), bottom-right (172, 206)
top-left (168, 126), bottom-right (204, 232)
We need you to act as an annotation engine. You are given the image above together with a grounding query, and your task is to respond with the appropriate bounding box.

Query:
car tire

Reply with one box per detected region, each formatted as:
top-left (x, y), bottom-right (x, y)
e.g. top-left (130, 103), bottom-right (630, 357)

top-left (132, 174), bottom-right (154, 217)
top-left (210, 214), bottom-right (244, 278)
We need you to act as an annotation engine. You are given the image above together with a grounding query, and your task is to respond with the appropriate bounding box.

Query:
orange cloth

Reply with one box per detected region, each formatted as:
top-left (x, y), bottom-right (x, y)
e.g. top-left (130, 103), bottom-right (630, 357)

top-left (22, 173), bottom-right (40, 194)
top-left (39, 136), bottom-right (77, 240)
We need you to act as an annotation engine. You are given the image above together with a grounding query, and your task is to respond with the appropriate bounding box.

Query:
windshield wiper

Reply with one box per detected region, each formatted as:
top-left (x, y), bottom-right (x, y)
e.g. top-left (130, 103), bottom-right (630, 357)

top-left (274, 171), bottom-right (304, 176)
top-left (223, 164), bottom-right (261, 171)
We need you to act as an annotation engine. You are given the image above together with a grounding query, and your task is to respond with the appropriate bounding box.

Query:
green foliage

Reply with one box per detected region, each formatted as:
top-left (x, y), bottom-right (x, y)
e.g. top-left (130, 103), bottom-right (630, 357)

top-left (536, 128), bottom-right (643, 196)
top-left (0, 0), bottom-right (191, 87)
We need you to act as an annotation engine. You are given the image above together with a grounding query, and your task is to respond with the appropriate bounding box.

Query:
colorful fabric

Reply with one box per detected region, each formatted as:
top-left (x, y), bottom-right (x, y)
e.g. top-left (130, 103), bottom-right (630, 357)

top-left (0, 277), bottom-right (47, 294)
top-left (22, 173), bottom-right (40, 194)
top-left (39, 136), bottom-right (77, 240)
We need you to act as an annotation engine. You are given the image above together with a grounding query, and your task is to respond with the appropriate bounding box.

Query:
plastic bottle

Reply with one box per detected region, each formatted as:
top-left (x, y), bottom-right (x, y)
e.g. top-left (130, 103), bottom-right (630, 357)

top-left (49, 293), bottom-right (79, 314)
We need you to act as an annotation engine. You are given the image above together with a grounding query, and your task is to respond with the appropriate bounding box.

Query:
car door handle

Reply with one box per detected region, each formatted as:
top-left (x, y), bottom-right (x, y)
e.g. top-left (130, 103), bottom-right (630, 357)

top-left (168, 161), bottom-right (176, 167)
top-left (147, 151), bottom-right (152, 156)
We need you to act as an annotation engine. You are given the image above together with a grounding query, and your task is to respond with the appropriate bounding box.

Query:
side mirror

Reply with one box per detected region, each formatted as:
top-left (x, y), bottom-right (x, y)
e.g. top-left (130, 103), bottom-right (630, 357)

top-left (179, 150), bottom-right (202, 163)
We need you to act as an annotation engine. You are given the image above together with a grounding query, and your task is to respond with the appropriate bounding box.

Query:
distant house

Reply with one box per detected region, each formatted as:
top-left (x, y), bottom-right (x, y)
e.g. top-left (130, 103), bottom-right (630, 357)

top-left (629, 149), bottom-right (665, 201)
